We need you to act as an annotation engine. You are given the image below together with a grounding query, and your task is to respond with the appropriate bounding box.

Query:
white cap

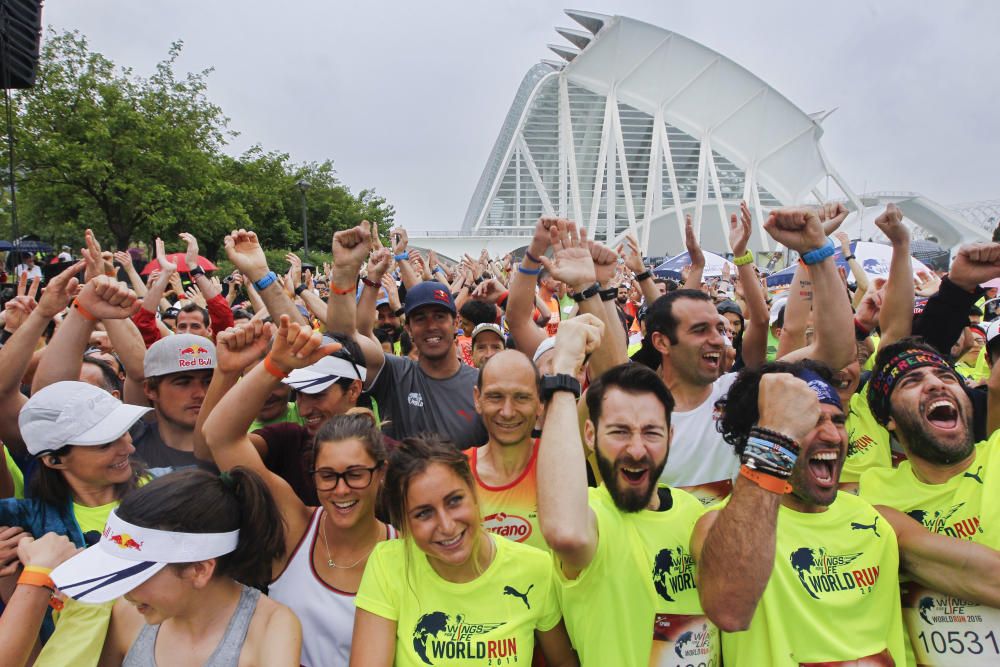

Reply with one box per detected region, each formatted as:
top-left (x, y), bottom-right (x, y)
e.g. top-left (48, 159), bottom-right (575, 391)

top-left (143, 334), bottom-right (216, 378)
top-left (283, 353), bottom-right (367, 395)
top-left (769, 297), bottom-right (788, 325)
top-left (471, 323), bottom-right (505, 345)
top-left (985, 318), bottom-right (1000, 345)
top-left (51, 509), bottom-right (238, 603)
top-left (19, 381), bottom-right (151, 456)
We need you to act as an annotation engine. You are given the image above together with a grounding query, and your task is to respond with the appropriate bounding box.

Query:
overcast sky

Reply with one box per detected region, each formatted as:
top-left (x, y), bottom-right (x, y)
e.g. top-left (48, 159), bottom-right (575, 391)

top-left (43, 1), bottom-right (1000, 232)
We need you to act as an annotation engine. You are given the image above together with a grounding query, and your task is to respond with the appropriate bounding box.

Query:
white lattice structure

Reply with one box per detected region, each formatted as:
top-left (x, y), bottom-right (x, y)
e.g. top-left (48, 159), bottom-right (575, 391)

top-left (449, 10), bottom-right (991, 259)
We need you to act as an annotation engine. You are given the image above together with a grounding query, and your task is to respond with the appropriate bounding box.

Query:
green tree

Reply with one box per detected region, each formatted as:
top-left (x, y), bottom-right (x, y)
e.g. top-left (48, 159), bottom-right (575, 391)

top-left (6, 30), bottom-right (395, 256)
top-left (11, 30), bottom-right (233, 250)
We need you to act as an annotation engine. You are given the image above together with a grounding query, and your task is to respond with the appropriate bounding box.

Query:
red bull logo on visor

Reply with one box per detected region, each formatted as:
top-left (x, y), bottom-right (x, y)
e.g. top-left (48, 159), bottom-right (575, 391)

top-left (433, 289), bottom-right (450, 304)
top-left (177, 344), bottom-right (213, 369)
top-left (103, 526), bottom-right (143, 551)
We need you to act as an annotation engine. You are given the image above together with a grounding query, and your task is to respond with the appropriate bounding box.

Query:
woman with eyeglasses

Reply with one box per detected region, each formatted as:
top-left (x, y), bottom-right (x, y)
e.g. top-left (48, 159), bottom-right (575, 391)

top-left (202, 317), bottom-right (395, 667)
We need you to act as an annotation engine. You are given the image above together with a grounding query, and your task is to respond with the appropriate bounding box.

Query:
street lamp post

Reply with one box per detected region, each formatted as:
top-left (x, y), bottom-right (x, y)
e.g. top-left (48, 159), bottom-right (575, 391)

top-left (296, 179), bottom-right (310, 260)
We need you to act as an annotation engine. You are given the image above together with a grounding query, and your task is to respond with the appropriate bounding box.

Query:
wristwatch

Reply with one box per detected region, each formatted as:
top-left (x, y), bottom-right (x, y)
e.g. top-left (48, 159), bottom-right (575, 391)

top-left (800, 239), bottom-right (835, 266)
top-left (188, 265), bottom-right (206, 278)
top-left (571, 282), bottom-right (601, 303)
top-left (539, 373), bottom-right (582, 402)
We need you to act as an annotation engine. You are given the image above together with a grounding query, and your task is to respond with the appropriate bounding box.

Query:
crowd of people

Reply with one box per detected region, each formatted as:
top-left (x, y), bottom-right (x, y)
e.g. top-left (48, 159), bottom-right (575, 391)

top-left (0, 201), bottom-right (999, 666)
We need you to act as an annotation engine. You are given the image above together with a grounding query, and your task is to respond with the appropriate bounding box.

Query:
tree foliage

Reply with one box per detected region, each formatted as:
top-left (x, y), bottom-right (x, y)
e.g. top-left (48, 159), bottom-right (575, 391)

top-left (4, 30), bottom-right (394, 254)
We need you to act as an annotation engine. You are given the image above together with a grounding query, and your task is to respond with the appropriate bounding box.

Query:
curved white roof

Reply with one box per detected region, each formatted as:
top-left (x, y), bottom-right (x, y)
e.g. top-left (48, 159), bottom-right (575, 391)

top-left (561, 12), bottom-right (826, 205)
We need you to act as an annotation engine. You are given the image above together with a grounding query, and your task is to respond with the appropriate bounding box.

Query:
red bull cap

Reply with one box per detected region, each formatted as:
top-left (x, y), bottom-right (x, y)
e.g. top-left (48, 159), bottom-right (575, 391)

top-left (144, 333), bottom-right (217, 378)
top-left (51, 509), bottom-right (239, 604)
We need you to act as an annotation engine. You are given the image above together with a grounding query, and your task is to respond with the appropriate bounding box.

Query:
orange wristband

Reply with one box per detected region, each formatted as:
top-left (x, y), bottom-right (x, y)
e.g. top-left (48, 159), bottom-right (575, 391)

top-left (329, 281), bottom-right (355, 296)
top-left (263, 355), bottom-right (289, 380)
top-left (17, 569), bottom-right (56, 591)
top-left (72, 299), bottom-right (97, 321)
top-left (740, 465), bottom-right (792, 495)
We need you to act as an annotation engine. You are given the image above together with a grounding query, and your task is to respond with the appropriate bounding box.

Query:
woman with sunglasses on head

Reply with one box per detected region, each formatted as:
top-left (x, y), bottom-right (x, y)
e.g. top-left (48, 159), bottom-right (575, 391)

top-left (49, 467), bottom-right (301, 666)
top-left (201, 317), bottom-right (395, 667)
top-left (350, 435), bottom-right (578, 667)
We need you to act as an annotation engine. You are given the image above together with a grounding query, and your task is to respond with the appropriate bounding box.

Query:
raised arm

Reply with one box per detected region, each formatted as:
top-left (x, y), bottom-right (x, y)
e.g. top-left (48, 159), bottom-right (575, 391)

top-left (505, 217), bottom-right (553, 359)
top-left (389, 227), bottom-right (419, 290)
top-left (325, 221), bottom-right (386, 388)
top-left (732, 202), bottom-right (770, 368)
top-left (682, 214), bottom-right (705, 290)
top-left (693, 373), bottom-right (820, 631)
top-left (356, 249), bottom-right (393, 339)
top-left (585, 237), bottom-right (628, 377)
top-left (537, 314), bottom-right (604, 576)
top-left (622, 233), bottom-right (661, 306)
top-left (776, 262), bottom-right (811, 359)
top-left (834, 232), bottom-right (868, 307)
top-left (32, 277), bottom-right (139, 394)
top-left (113, 251), bottom-right (147, 298)
top-left (225, 229), bottom-right (306, 327)
top-left (769, 207), bottom-right (855, 370)
top-left (101, 317), bottom-right (148, 406)
top-left (869, 205), bottom-right (913, 347)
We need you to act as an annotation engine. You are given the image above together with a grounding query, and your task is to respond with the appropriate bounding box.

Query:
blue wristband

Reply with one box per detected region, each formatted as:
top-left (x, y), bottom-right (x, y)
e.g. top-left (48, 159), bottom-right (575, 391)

top-left (252, 271), bottom-right (278, 292)
top-left (394, 252), bottom-right (410, 261)
top-left (800, 238), bottom-right (835, 265)
top-left (432, 266), bottom-right (443, 274)
top-left (517, 264), bottom-right (541, 276)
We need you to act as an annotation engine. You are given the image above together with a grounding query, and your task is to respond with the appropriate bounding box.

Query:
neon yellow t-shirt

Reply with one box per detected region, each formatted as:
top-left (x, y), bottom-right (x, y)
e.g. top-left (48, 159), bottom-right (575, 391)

top-left (557, 484), bottom-right (717, 667)
top-left (956, 348), bottom-right (990, 384)
top-left (840, 382), bottom-right (893, 485)
top-left (862, 333), bottom-right (881, 372)
top-left (72, 499), bottom-right (118, 534)
top-left (465, 442), bottom-right (547, 551)
top-left (720, 492), bottom-right (905, 666)
top-left (4, 445), bottom-right (24, 498)
top-left (250, 401), bottom-right (303, 432)
top-left (860, 434), bottom-right (1000, 666)
top-left (356, 535), bottom-right (561, 666)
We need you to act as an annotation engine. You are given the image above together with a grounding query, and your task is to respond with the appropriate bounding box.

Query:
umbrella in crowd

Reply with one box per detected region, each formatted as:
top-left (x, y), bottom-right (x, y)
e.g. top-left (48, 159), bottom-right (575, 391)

top-left (140, 254), bottom-right (218, 275)
top-left (766, 241), bottom-right (929, 289)
top-left (653, 251), bottom-right (736, 280)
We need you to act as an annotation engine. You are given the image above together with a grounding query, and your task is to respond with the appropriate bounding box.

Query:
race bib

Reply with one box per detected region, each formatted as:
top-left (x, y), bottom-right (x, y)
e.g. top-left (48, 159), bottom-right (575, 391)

top-left (649, 613), bottom-right (719, 667)
top-left (798, 648), bottom-right (893, 665)
top-left (902, 583), bottom-right (1000, 666)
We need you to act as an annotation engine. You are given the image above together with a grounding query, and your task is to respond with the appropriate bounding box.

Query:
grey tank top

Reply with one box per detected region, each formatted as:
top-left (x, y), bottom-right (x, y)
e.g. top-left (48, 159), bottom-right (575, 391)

top-left (123, 584), bottom-right (260, 667)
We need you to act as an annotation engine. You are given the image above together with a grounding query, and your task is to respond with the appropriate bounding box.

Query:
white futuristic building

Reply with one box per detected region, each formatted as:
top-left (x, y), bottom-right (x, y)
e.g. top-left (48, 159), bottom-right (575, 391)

top-left (425, 10), bottom-right (989, 259)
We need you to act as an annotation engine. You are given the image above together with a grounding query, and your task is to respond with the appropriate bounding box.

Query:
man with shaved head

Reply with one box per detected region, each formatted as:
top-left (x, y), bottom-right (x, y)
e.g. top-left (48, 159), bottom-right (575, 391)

top-left (465, 349), bottom-right (547, 549)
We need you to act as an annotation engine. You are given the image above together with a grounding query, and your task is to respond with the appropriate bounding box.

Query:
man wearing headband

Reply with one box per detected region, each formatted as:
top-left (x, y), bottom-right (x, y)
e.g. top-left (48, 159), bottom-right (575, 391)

top-left (860, 336), bottom-right (1000, 664)
top-left (692, 361), bottom-right (1000, 665)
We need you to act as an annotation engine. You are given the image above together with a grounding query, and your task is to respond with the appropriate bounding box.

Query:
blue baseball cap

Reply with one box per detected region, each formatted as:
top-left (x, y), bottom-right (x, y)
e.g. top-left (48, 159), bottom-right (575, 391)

top-left (404, 281), bottom-right (456, 316)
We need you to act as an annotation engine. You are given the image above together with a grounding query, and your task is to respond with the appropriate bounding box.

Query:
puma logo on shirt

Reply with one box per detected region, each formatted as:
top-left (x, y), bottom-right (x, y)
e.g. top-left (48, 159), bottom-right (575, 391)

top-left (503, 584), bottom-right (533, 609)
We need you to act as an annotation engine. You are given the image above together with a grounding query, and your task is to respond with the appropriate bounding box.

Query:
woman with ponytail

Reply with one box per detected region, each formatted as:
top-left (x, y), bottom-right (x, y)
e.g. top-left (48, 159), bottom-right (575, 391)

top-left (201, 318), bottom-right (395, 667)
top-left (49, 467), bottom-right (301, 666)
top-left (350, 435), bottom-right (578, 667)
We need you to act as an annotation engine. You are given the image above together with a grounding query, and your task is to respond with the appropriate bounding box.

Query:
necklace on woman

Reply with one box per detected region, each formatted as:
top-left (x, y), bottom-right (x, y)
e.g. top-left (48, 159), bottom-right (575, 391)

top-left (319, 511), bottom-right (379, 569)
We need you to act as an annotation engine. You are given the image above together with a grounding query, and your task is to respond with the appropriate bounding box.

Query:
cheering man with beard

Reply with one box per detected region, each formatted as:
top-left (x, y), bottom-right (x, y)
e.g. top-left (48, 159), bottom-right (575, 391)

top-left (860, 335), bottom-right (1000, 664)
top-left (694, 360), bottom-right (1000, 666)
top-left (537, 314), bottom-right (718, 666)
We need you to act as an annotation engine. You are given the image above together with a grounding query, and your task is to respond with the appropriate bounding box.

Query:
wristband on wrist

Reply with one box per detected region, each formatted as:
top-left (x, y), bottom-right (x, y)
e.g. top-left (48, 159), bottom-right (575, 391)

top-left (329, 281), bottom-right (355, 296)
top-left (634, 270), bottom-right (652, 282)
top-left (104, 269), bottom-right (116, 277)
top-left (432, 266), bottom-right (443, 274)
top-left (801, 239), bottom-right (836, 266)
top-left (749, 426), bottom-right (800, 451)
top-left (72, 298), bottom-right (97, 322)
top-left (188, 265), bottom-right (206, 278)
top-left (599, 287), bottom-right (617, 302)
top-left (733, 250), bottom-right (754, 266)
top-left (262, 355), bottom-right (289, 380)
top-left (17, 569), bottom-right (55, 591)
top-left (294, 283), bottom-right (309, 296)
top-left (740, 465), bottom-right (792, 494)
top-left (394, 252), bottom-right (410, 261)
top-left (252, 271), bottom-right (278, 292)
top-left (393, 307), bottom-right (405, 317)
top-left (571, 282), bottom-right (601, 303)
top-left (524, 250), bottom-right (542, 265)
top-left (843, 254), bottom-right (856, 261)
top-left (517, 263), bottom-right (541, 276)
top-left (742, 435), bottom-right (798, 478)
top-left (360, 276), bottom-right (380, 289)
